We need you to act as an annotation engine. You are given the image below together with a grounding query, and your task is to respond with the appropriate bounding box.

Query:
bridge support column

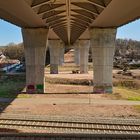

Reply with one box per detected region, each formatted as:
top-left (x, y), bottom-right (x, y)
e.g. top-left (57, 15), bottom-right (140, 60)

top-left (74, 41), bottom-right (80, 66)
top-left (90, 28), bottom-right (117, 93)
top-left (79, 40), bottom-right (90, 73)
top-left (59, 41), bottom-right (65, 66)
top-left (49, 40), bottom-right (61, 74)
top-left (22, 28), bottom-right (48, 94)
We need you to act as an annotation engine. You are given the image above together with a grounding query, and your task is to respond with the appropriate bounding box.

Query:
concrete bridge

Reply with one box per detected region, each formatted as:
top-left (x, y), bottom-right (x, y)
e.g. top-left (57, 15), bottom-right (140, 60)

top-left (0, 0), bottom-right (140, 93)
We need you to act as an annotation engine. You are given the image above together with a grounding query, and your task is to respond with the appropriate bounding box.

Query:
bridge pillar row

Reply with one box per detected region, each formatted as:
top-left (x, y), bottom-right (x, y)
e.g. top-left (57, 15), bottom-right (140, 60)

top-left (22, 28), bottom-right (49, 94)
top-left (59, 41), bottom-right (65, 66)
top-left (79, 40), bottom-right (90, 74)
top-left (49, 40), bottom-right (62, 74)
top-left (90, 28), bottom-right (117, 93)
top-left (74, 41), bottom-right (80, 66)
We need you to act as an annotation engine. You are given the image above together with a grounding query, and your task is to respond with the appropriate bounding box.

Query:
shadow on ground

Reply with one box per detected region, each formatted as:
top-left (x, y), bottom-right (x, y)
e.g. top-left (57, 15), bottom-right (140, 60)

top-left (0, 74), bottom-right (26, 114)
top-left (45, 92), bottom-right (93, 94)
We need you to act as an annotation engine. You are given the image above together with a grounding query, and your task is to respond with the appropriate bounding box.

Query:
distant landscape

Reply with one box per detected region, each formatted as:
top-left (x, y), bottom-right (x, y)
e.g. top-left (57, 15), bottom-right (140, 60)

top-left (0, 38), bottom-right (140, 109)
top-left (0, 39), bottom-right (140, 62)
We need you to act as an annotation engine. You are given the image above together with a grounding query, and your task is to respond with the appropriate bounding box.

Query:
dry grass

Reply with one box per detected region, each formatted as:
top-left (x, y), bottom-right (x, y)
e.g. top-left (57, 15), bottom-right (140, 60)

top-left (104, 87), bottom-right (140, 101)
top-left (46, 63), bottom-right (93, 72)
top-left (133, 105), bottom-right (140, 113)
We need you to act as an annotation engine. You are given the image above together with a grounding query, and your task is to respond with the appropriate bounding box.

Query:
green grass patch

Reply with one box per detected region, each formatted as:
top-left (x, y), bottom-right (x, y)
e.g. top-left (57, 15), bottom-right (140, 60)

top-left (17, 94), bottom-right (31, 98)
top-left (127, 97), bottom-right (140, 101)
top-left (112, 87), bottom-right (140, 101)
top-left (0, 75), bottom-right (26, 98)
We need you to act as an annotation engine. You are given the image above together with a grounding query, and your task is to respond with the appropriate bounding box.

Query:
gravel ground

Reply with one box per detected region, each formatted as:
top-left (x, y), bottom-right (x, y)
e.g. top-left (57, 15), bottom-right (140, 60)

top-left (1, 69), bottom-right (140, 119)
top-left (3, 103), bottom-right (140, 119)
top-left (1, 93), bottom-right (140, 119)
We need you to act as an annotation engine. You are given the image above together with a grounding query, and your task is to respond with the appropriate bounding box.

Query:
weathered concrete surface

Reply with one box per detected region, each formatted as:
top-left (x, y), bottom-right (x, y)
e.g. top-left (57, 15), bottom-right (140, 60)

top-left (50, 64), bottom-right (59, 74)
top-left (59, 41), bottom-right (65, 66)
top-left (74, 41), bottom-right (80, 66)
top-left (90, 28), bottom-right (117, 93)
top-left (79, 40), bottom-right (90, 74)
top-left (22, 28), bottom-right (48, 93)
top-left (0, 0), bottom-right (140, 44)
top-left (49, 40), bottom-right (62, 74)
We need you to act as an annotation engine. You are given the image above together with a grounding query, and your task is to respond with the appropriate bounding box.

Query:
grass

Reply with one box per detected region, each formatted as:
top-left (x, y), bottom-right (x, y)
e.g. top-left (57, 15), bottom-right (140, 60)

top-left (113, 79), bottom-right (140, 89)
top-left (46, 63), bottom-right (93, 72)
top-left (110, 87), bottom-right (140, 101)
top-left (0, 102), bottom-right (9, 108)
top-left (0, 69), bottom-right (140, 101)
top-left (133, 105), bottom-right (140, 113)
top-left (46, 77), bottom-right (92, 85)
top-left (0, 75), bottom-right (29, 98)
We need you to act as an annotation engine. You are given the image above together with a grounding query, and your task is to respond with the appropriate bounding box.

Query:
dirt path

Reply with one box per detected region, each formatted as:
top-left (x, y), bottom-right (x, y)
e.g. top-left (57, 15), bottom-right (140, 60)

top-left (0, 94), bottom-right (140, 119)
top-left (1, 69), bottom-right (140, 119)
top-left (1, 96), bottom-right (140, 105)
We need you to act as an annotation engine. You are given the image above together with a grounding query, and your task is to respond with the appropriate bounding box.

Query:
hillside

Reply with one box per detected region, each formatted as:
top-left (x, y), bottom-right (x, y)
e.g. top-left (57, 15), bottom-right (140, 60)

top-left (115, 39), bottom-right (140, 59)
top-left (0, 39), bottom-right (140, 63)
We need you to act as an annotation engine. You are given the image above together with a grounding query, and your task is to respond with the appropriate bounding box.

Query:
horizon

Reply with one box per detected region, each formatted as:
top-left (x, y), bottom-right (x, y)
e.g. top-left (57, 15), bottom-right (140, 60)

top-left (0, 19), bottom-right (140, 46)
top-left (1, 37), bottom-right (140, 47)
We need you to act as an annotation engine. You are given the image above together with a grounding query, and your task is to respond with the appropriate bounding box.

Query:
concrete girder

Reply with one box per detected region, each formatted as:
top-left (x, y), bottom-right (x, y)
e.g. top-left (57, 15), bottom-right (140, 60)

top-left (71, 2), bottom-right (100, 16)
top-left (0, 0), bottom-right (140, 44)
top-left (42, 10), bottom-right (65, 19)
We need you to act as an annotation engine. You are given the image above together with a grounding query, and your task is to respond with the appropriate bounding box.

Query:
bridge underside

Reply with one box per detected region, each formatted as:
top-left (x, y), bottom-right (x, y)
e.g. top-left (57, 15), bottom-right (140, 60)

top-left (0, 0), bottom-right (140, 45)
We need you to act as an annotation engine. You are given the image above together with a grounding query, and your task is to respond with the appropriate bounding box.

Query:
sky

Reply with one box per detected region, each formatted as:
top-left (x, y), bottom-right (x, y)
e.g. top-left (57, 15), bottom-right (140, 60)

top-left (0, 19), bottom-right (140, 46)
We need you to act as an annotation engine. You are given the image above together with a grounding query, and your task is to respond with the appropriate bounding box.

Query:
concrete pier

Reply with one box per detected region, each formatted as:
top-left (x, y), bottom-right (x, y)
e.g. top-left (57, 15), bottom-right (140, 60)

top-left (74, 41), bottom-right (80, 66)
top-left (49, 40), bottom-right (62, 74)
top-left (90, 28), bottom-right (117, 93)
top-left (22, 28), bottom-right (48, 93)
top-left (79, 40), bottom-right (90, 74)
top-left (59, 41), bottom-right (65, 66)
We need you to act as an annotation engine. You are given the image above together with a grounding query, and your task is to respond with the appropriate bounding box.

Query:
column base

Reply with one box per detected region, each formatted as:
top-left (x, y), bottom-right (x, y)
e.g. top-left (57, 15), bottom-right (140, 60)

top-left (80, 71), bottom-right (88, 74)
top-left (50, 64), bottom-right (58, 74)
top-left (26, 84), bottom-right (36, 94)
top-left (26, 84), bottom-right (44, 94)
top-left (36, 84), bottom-right (44, 93)
top-left (80, 64), bottom-right (88, 74)
top-left (93, 85), bottom-right (113, 94)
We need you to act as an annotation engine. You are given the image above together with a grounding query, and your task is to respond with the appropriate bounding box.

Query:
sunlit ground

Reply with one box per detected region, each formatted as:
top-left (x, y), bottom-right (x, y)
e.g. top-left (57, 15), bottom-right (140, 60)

top-left (0, 63), bottom-right (140, 119)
